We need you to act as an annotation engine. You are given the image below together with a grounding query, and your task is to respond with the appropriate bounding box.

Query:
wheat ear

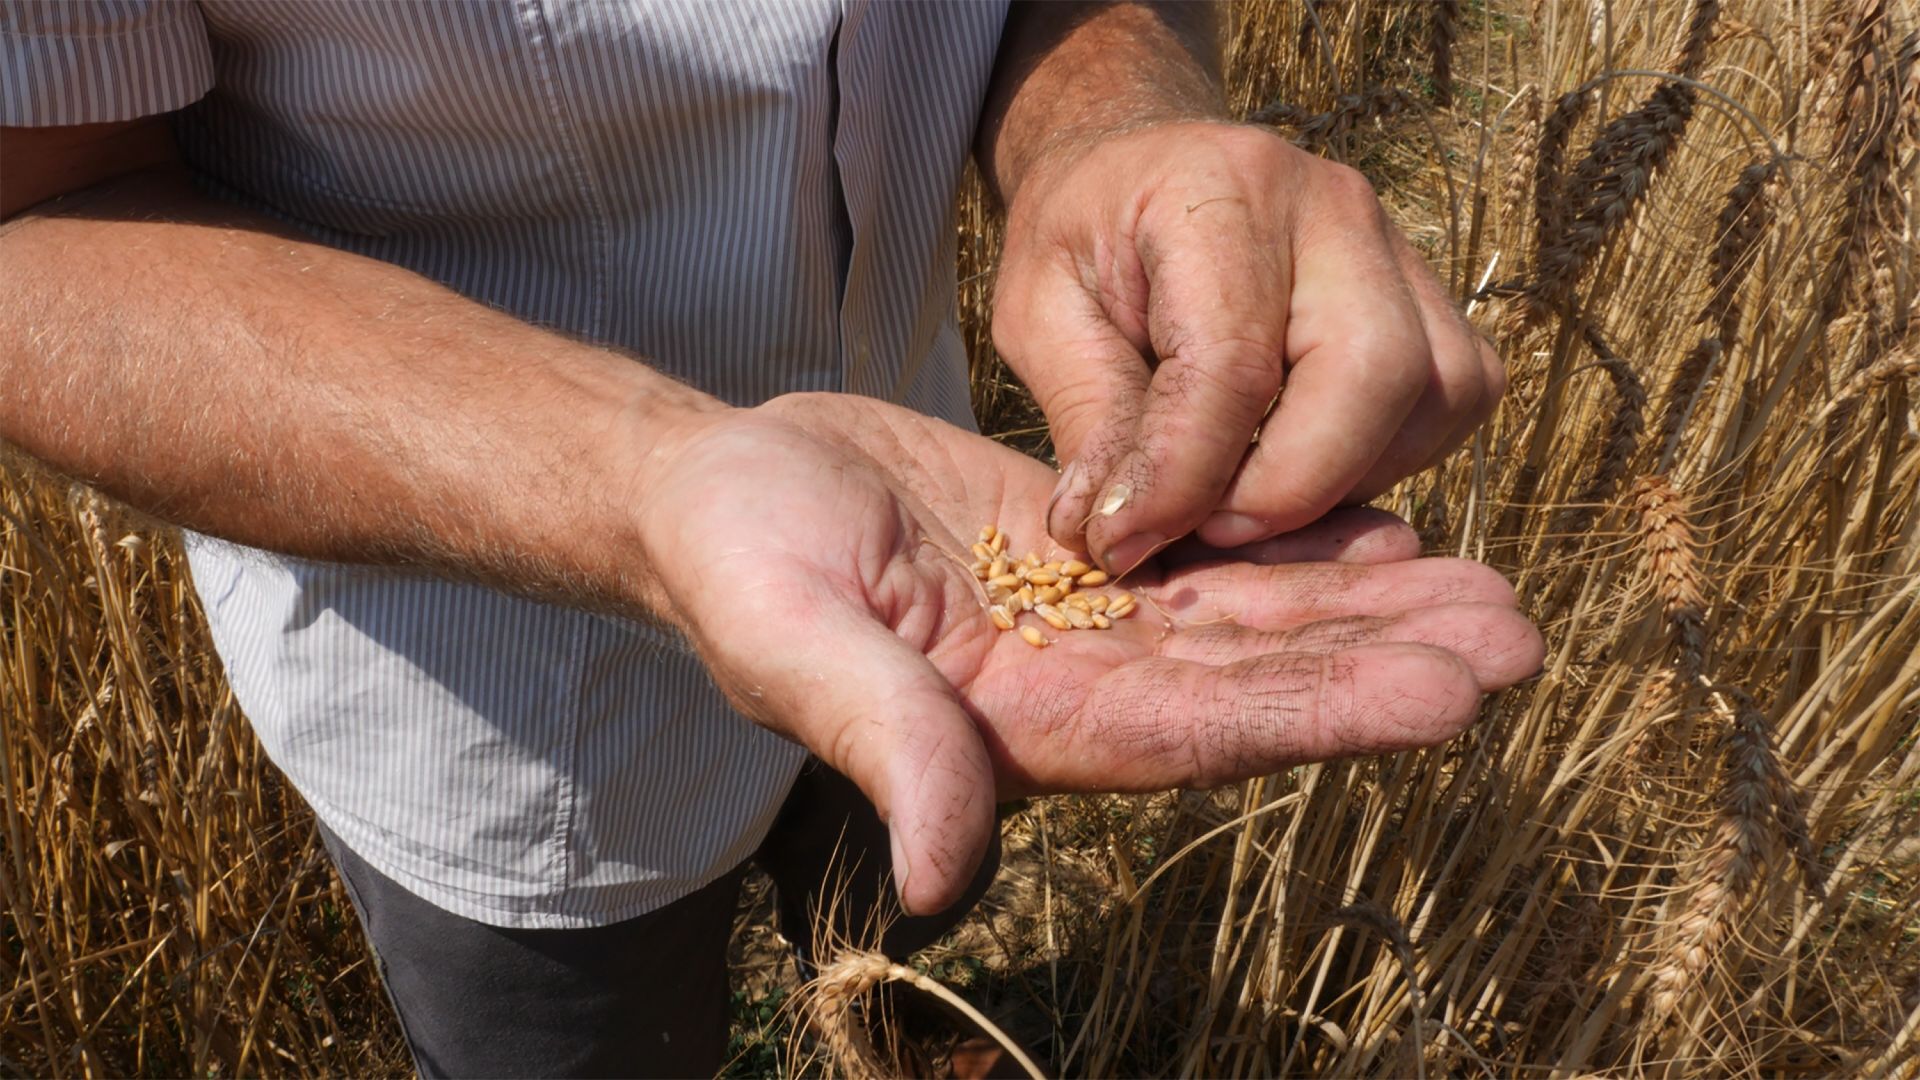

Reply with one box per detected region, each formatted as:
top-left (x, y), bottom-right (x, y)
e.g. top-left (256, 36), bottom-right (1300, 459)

top-left (799, 950), bottom-right (1045, 1080)
top-left (1632, 476), bottom-right (1708, 686)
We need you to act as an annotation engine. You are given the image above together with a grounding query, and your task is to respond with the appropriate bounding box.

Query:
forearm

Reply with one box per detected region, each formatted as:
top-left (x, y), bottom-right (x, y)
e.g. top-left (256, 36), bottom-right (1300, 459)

top-left (976, 1), bottom-right (1225, 204)
top-left (0, 169), bottom-right (719, 625)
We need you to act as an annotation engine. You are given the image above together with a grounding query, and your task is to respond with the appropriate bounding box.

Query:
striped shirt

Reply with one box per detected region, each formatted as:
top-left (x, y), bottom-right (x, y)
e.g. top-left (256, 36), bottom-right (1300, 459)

top-left (4, 0), bottom-right (1009, 928)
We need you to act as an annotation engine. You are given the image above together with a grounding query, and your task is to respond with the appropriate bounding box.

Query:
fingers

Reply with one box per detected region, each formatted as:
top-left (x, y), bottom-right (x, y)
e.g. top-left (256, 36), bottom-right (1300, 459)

top-left (1030, 643), bottom-right (1485, 793)
top-left (988, 242), bottom-right (1155, 541)
top-left (1159, 506), bottom-right (1421, 568)
top-left (1197, 166), bottom-right (1509, 548)
top-left (1184, 165), bottom-right (1428, 548)
top-left (1157, 556), bottom-right (1520, 631)
top-left (1156, 602), bottom-right (1545, 690)
top-left (1066, 202), bottom-right (1292, 572)
top-left (999, 137), bottom-right (1501, 564)
top-left (1344, 230), bottom-right (1504, 500)
top-left (712, 595), bottom-right (997, 916)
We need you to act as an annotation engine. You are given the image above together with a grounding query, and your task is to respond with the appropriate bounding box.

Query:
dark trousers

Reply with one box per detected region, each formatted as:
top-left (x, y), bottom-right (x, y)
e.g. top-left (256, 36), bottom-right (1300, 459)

top-left (320, 760), bottom-right (1001, 1078)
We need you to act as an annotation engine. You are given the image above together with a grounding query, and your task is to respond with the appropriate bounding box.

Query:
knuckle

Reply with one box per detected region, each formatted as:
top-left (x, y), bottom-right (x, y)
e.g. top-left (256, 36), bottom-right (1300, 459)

top-left (1342, 325), bottom-right (1434, 400)
top-left (1045, 376), bottom-right (1129, 453)
top-left (1320, 161), bottom-right (1381, 206)
top-left (1215, 122), bottom-right (1290, 167)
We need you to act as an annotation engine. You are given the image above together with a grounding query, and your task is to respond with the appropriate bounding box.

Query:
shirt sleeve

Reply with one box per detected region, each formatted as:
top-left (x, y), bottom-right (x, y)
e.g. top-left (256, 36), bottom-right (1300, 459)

top-left (1, 0), bottom-right (214, 126)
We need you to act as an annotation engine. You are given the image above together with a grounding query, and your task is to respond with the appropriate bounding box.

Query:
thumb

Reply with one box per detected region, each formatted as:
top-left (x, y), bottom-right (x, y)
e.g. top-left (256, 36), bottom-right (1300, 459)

top-left (716, 600), bottom-right (997, 917)
top-left (990, 240), bottom-right (1153, 552)
top-left (1075, 206), bottom-right (1290, 574)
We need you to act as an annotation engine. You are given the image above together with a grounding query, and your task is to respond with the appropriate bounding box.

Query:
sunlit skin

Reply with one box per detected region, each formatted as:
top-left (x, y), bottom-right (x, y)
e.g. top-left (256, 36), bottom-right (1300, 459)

top-left (0, 5), bottom-right (1541, 931)
top-left (995, 123), bottom-right (1506, 570)
top-left (642, 393), bottom-right (1544, 915)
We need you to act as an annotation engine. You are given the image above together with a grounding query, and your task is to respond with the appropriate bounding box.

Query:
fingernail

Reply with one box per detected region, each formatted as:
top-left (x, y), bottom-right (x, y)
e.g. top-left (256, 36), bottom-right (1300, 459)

top-left (1202, 511), bottom-right (1268, 547)
top-left (888, 827), bottom-right (917, 917)
top-left (1102, 531), bottom-right (1168, 577)
top-left (1047, 459), bottom-right (1082, 522)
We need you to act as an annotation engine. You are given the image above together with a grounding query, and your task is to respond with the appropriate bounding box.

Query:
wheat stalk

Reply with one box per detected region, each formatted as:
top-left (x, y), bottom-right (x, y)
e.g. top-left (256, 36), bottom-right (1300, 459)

top-left (1428, 1), bottom-right (1461, 110)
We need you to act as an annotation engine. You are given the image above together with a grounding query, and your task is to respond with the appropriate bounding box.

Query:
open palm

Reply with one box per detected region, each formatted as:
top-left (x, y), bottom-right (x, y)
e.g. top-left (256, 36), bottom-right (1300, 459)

top-left (640, 393), bottom-right (1541, 913)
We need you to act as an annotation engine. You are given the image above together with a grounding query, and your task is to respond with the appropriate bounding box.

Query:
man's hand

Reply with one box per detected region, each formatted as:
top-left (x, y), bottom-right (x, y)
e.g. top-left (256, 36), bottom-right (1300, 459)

top-left (639, 394), bottom-right (1543, 915)
top-left (979, 4), bottom-right (1503, 572)
top-left (996, 123), bottom-right (1504, 570)
top-left (6, 104), bottom-right (1534, 927)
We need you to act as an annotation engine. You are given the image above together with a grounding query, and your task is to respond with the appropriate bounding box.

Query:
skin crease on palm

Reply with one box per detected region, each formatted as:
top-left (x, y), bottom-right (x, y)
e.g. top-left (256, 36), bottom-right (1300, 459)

top-left (0, 10), bottom-right (1535, 930)
top-left (642, 393), bottom-right (1545, 916)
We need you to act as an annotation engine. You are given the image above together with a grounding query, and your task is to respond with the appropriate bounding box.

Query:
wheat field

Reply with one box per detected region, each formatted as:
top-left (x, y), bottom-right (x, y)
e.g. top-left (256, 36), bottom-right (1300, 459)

top-left (5, 1), bottom-right (1919, 1077)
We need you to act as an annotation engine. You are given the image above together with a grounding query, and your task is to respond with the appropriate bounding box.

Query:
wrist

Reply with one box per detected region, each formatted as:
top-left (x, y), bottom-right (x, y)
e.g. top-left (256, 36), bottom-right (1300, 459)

top-left (979, 2), bottom-right (1225, 204)
top-left (585, 362), bottom-right (734, 631)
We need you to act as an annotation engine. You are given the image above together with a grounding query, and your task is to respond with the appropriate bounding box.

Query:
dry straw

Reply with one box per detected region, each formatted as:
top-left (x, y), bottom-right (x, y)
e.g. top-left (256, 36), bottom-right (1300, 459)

top-left (959, 1), bottom-right (1920, 1076)
top-left (7, 1), bottom-right (1920, 1077)
top-left (1, 463), bottom-right (406, 1075)
top-left (794, 949), bottom-right (1044, 1080)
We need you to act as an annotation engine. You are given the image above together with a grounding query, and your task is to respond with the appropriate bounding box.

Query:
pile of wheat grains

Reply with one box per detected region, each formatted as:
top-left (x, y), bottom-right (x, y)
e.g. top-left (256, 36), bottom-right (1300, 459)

top-left (966, 524), bottom-right (1138, 647)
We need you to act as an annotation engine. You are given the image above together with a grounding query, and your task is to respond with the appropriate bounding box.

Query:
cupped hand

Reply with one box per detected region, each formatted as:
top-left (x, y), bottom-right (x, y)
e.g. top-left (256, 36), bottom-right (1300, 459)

top-left (638, 393), bottom-right (1540, 915)
top-left (992, 121), bottom-right (1505, 571)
